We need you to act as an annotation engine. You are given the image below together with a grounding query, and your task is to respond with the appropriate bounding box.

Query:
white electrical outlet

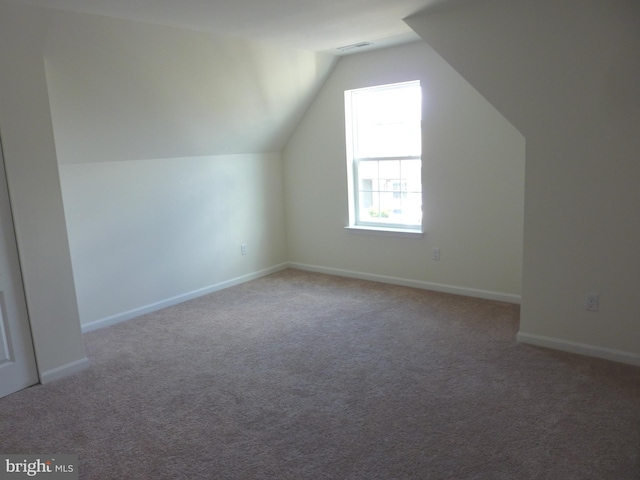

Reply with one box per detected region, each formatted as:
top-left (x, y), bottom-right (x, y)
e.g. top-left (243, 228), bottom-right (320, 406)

top-left (241, 244), bottom-right (248, 256)
top-left (432, 247), bottom-right (441, 261)
top-left (585, 293), bottom-right (599, 312)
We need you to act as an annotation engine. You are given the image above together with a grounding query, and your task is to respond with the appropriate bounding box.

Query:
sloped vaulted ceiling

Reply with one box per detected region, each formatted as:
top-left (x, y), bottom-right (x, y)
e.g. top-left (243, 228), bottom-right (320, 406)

top-left (8, 0), bottom-right (449, 52)
top-left (43, 10), bottom-right (337, 164)
top-left (17, 0), bottom-right (465, 164)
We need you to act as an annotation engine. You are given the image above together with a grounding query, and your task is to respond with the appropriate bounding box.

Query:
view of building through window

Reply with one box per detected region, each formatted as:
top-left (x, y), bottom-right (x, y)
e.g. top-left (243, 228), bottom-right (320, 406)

top-left (345, 81), bottom-right (422, 230)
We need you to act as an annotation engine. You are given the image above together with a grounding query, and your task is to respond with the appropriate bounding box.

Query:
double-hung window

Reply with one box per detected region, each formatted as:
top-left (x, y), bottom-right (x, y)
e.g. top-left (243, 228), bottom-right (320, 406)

top-left (345, 81), bottom-right (422, 235)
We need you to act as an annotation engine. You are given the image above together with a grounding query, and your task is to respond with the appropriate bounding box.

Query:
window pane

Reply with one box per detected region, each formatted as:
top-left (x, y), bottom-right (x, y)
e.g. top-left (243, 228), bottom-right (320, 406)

top-left (402, 159), bottom-right (421, 194)
top-left (359, 193), bottom-right (378, 222)
top-left (356, 123), bottom-right (420, 158)
top-left (359, 191), bottom-right (374, 211)
top-left (353, 83), bottom-right (421, 159)
top-left (358, 161), bottom-right (378, 191)
top-left (378, 160), bottom-right (401, 190)
top-left (379, 192), bottom-right (395, 219)
top-left (399, 193), bottom-right (422, 225)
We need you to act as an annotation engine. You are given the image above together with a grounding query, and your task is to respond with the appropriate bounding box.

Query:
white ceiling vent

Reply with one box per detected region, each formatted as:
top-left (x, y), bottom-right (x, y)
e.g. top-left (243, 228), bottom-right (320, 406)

top-left (337, 42), bottom-right (373, 53)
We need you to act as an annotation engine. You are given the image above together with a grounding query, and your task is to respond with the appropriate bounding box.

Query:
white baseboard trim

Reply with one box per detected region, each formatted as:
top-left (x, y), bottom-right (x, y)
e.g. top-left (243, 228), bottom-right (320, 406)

top-left (81, 263), bottom-right (289, 333)
top-left (39, 357), bottom-right (90, 384)
top-left (287, 262), bottom-right (521, 304)
top-left (517, 332), bottom-right (640, 367)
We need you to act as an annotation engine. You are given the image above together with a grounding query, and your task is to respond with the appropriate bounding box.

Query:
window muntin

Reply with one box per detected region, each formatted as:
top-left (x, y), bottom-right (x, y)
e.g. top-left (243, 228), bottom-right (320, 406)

top-left (345, 81), bottom-right (422, 231)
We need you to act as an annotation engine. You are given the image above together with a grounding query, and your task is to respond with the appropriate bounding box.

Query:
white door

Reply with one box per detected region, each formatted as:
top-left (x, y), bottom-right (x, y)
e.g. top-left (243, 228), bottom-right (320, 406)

top-left (0, 139), bottom-right (38, 398)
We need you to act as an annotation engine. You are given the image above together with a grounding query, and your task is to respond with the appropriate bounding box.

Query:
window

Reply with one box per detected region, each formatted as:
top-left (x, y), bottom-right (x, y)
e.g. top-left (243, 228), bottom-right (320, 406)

top-left (345, 81), bottom-right (422, 234)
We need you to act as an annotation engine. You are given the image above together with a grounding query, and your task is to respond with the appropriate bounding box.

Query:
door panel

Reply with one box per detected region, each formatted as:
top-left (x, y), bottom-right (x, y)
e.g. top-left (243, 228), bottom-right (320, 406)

top-left (0, 139), bottom-right (38, 399)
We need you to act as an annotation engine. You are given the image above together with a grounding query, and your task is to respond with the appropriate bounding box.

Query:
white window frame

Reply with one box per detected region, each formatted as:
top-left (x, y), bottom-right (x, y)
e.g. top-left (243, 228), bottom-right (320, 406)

top-left (344, 81), bottom-right (423, 238)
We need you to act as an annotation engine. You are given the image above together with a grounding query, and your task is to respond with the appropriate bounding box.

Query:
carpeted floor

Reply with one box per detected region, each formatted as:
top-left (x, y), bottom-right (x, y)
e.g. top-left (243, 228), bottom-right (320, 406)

top-left (1, 269), bottom-right (639, 479)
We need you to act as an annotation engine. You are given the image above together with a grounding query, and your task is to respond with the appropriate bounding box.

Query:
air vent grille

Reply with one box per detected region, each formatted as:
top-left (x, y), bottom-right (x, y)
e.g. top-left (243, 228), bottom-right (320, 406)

top-left (337, 42), bottom-right (373, 52)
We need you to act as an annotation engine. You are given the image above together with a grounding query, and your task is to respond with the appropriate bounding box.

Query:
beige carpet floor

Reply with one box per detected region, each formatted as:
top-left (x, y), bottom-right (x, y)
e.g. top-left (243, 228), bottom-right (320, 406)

top-left (1, 269), bottom-right (639, 479)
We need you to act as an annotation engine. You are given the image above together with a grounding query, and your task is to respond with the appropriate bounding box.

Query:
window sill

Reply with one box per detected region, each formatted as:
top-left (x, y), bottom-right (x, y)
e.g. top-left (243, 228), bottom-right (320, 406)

top-left (345, 225), bottom-right (424, 239)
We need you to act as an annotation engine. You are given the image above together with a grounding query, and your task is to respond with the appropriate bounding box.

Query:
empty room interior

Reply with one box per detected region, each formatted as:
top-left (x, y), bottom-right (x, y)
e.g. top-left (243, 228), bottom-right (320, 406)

top-left (0, 0), bottom-right (639, 478)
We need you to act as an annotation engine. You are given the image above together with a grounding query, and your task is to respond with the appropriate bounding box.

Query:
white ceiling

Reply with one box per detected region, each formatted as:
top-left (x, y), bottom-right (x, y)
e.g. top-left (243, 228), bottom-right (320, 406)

top-left (8, 0), bottom-right (459, 54)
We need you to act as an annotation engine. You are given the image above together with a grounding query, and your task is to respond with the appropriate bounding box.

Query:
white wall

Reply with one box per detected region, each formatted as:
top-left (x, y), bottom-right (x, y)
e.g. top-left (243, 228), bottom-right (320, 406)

top-left (41, 10), bottom-right (335, 329)
top-left (0, 1), bottom-right (87, 379)
top-left (407, 0), bottom-right (640, 364)
top-left (60, 154), bottom-right (286, 329)
top-left (283, 41), bottom-right (525, 300)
